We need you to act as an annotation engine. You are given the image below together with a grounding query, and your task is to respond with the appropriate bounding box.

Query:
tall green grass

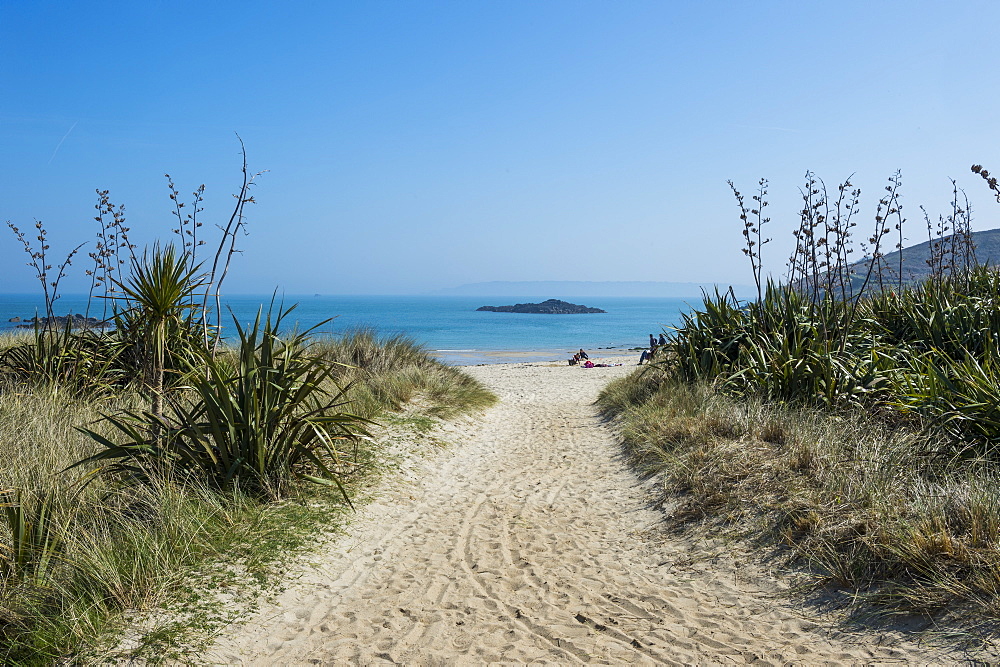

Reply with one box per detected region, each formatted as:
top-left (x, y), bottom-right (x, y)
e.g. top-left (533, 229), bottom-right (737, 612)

top-left (660, 268), bottom-right (1000, 450)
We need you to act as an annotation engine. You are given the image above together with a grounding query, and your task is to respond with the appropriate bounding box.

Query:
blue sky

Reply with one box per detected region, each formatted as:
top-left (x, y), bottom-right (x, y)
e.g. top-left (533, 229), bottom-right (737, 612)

top-left (2, 1), bottom-right (999, 294)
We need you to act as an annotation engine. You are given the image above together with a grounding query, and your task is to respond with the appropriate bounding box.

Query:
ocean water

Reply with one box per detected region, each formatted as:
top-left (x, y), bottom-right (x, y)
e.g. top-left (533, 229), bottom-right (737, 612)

top-left (0, 293), bottom-right (700, 365)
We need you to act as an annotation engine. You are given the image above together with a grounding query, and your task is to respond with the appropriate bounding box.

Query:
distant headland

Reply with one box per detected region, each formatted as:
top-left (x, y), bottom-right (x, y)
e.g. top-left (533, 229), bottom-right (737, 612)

top-left (476, 299), bottom-right (606, 314)
top-left (435, 280), bottom-right (756, 298)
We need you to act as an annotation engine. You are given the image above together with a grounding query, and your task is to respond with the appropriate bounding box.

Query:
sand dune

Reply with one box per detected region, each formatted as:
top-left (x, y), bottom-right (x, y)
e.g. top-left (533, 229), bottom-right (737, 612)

top-left (204, 358), bottom-right (953, 664)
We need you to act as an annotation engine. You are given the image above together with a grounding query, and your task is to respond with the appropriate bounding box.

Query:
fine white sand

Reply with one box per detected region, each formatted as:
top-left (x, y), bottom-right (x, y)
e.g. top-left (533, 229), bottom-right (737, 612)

top-left (203, 357), bottom-right (957, 663)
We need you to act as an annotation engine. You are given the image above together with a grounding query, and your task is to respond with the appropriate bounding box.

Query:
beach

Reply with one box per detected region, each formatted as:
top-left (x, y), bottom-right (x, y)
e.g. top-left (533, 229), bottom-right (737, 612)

top-left (201, 356), bottom-right (949, 663)
top-left (432, 347), bottom-right (639, 366)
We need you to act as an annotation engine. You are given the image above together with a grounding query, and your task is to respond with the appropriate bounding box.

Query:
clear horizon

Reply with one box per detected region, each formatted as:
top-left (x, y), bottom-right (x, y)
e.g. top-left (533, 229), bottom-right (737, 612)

top-left (3, 1), bottom-right (999, 295)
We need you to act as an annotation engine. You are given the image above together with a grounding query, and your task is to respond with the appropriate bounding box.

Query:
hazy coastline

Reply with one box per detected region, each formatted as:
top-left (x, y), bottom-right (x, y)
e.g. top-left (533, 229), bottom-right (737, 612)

top-left (432, 347), bottom-right (638, 366)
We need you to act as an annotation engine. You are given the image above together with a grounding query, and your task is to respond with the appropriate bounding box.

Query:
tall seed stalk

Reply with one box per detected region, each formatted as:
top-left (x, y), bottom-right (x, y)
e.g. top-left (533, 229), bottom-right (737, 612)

top-left (86, 189), bottom-right (134, 322)
top-left (729, 178), bottom-right (770, 302)
top-left (201, 135), bottom-right (266, 356)
top-left (6, 220), bottom-right (84, 325)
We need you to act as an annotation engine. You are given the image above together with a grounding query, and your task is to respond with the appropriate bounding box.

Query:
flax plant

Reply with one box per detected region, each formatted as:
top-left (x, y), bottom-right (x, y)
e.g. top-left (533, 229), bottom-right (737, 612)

top-left (85, 189), bottom-right (134, 322)
top-left (111, 243), bottom-right (205, 421)
top-left (0, 488), bottom-right (62, 583)
top-left (6, 220), bottom-right (84, 325)
top-left (0, 321), bottom-right (122, 395)
top-left (74, 306), bottom-right (373, 501)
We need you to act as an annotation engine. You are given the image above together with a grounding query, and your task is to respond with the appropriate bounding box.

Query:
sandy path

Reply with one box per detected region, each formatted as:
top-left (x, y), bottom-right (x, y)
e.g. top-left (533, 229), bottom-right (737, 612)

top-left (204, 360), bottom-right (945, 664)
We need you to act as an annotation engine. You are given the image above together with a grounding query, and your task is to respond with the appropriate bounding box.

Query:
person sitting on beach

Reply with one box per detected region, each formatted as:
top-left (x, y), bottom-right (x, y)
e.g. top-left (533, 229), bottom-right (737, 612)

top-left (638, 348), bottom-right (651, 365)
top-left (658, 333), bottom-right (667, 346)
top-left (569, 353), bottom-right (580, 365)
top-left (649, 333), bottom-right (657, 348)
top-left (578, 349), bottom-right (589, 360)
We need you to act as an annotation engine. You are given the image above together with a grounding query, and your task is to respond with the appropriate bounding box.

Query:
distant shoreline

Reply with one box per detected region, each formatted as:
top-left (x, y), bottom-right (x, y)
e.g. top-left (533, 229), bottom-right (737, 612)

top-left (0, 294), bottom-right (686, 356)
top-left (431, 347), bottom-right (638, 366)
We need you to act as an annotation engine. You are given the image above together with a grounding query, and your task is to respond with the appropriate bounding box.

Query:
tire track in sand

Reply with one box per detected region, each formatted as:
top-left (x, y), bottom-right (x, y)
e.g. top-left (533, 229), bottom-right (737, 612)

top-left (203, 359), bottom-right (955, 664)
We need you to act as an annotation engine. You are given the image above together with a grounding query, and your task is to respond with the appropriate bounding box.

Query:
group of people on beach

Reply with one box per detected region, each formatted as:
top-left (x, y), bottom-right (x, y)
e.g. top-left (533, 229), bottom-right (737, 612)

top-left (638, 333), bottom-right (666, 365)
top-left (570, 341), bottom-right (659, 368)
top-left (569, 349), bottom-right (620, 368)
top-left (568, 334), bottom-right (666, 367)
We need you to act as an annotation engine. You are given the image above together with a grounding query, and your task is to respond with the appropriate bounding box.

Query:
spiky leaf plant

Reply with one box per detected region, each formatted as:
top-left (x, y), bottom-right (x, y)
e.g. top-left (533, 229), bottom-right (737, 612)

top-left (73, 305), bottom-right (372, 501)
top-left (110, 243), bottom-right (206, 420)
top-left (0, 322), bottom-right (122, 396)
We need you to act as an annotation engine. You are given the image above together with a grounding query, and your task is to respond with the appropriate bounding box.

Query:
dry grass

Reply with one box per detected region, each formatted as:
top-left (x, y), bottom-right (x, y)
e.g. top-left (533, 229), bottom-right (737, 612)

top-left (313, 328), bottom-right (497, 419)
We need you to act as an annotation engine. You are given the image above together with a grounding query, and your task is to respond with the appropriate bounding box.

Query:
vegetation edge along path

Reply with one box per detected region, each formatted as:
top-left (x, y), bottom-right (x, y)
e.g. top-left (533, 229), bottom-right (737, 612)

top-left (198, 358), bottom-right (946, 663)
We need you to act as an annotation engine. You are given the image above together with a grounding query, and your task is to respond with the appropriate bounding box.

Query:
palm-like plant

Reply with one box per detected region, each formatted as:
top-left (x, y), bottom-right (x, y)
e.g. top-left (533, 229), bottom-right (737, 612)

top-left (73, 306), bottom-right (373, 501)
top-left (111, 243), bottom-right (205, 419)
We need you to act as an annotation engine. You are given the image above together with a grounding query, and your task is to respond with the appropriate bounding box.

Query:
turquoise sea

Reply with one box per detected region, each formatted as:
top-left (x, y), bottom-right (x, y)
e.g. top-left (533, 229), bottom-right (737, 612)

top-left (0, 293), bottom-right (700, 365)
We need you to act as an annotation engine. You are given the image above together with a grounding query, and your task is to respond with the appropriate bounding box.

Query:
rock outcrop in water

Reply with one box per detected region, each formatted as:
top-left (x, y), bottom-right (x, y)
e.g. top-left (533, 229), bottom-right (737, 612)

top-left (476, 299), bottom-right (606, 314)
top-left (14, 314), bottom-right (107, 329)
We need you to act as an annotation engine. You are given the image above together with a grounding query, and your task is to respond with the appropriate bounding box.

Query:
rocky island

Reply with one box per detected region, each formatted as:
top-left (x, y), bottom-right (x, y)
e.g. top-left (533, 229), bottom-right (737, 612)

top-left (476, 299), bottom-right (606, 314)
top-left (11, 314), bottom-right (107, 329)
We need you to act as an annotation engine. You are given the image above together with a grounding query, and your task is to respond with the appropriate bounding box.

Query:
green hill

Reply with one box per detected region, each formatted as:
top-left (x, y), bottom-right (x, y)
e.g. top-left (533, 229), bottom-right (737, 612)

top-left (851, 227), bottom-right (1000, 286)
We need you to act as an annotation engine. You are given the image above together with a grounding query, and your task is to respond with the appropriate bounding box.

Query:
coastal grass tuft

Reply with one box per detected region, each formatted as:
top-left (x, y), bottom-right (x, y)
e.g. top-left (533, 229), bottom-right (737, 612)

top-left (314, 328), bottom-right (497, 419)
